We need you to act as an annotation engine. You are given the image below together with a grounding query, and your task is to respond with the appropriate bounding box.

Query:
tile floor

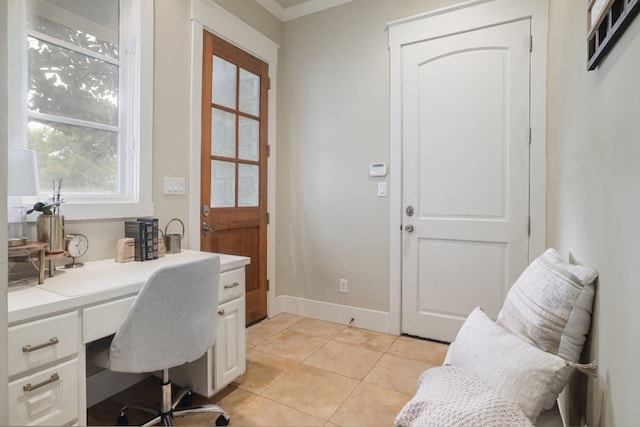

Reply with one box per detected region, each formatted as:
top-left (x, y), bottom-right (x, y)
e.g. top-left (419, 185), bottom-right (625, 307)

top-left (87, 313), bottom-right (449, 426)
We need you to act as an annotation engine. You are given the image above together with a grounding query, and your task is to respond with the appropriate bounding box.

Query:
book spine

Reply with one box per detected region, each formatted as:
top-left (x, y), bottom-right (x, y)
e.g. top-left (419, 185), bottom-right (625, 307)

top-left (137, 217), bottom-right (159, 260)
top-left (152, 218), bottom-right (159, 259)
top-left (141, 220), bottom-right (153, 261)
top-left (124, 221), bottom-right (144, 261)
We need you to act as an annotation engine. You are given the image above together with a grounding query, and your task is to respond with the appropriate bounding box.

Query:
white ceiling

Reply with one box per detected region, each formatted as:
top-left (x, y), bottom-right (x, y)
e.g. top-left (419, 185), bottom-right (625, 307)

top-left (255, 0), bottom-right (353, 21)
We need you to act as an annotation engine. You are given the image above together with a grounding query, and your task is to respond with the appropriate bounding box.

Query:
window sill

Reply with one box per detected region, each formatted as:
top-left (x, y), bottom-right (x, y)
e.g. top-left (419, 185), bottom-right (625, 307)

top-left (31, 201), bottom-right (154, 221)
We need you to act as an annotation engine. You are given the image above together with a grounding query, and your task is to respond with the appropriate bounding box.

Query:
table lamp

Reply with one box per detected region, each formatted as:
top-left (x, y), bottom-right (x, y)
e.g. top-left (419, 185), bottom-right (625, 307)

top-left (8, 147), bottom-right (40, 247)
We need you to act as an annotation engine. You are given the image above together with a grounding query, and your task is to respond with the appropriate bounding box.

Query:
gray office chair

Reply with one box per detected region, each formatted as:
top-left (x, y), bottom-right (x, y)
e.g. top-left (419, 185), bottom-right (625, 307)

top-left (90, 256), bottom-right (230, 426)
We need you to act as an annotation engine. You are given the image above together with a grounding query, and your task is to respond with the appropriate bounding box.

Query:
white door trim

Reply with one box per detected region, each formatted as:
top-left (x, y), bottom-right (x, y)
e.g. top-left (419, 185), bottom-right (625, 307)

top-left (387, 0), bottom-right (548, 335)
top-left (189, 0), bottom-right (280, 317)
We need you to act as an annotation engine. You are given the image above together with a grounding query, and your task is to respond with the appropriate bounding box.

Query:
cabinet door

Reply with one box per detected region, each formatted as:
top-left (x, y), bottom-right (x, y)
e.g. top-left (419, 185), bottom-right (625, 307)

top-left (215, 297), bottom-right (246, 390)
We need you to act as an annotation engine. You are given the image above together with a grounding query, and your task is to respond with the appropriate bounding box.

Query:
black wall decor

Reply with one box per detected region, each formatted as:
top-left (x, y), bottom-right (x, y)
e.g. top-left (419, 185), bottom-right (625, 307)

top-left (587, 0), bottom-right (640, 70)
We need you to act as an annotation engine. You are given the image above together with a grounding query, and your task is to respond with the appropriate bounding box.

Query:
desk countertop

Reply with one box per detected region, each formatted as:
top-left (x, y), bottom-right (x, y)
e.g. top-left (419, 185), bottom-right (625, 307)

top-left (8, 250), bottom-right (250, 325)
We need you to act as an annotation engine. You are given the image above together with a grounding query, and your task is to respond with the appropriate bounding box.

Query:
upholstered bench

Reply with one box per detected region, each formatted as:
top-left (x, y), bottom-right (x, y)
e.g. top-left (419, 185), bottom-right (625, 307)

top-left (396, 249), bottom-right (598, 427)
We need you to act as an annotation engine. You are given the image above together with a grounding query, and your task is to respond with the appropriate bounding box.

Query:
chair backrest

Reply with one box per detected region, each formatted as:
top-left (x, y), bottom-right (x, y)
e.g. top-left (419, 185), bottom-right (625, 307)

top-left (107, 255), bottom-right (221, 373)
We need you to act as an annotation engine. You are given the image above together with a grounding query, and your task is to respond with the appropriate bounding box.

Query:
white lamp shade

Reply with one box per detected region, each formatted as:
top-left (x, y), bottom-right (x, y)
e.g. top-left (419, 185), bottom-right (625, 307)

top-left (8, 147), bottom-right (40, 196)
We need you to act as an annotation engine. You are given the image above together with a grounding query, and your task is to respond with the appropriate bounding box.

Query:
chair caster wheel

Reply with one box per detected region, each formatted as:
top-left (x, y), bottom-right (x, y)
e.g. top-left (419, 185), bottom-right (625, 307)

top-left (215, 414), bottom-right (230, 426)
top-left (116, 412), bottom-right (129, 426)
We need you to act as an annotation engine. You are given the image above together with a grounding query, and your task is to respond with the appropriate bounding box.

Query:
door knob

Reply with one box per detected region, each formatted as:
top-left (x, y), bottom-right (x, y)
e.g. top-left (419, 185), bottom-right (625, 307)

top-left (405, 224), bottom-right (414, 232)
top-left (202, 222), bottom-right (212, 235)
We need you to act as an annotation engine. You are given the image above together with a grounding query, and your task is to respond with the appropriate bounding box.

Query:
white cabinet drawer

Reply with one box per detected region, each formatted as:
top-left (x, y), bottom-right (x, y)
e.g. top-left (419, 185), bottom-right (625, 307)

top-left (9, 311), bottom-right (79, 377)
top-left (219, 268), bottom-right (244, 304)
top-left (9, 358), bottom-right (79, 426)
top-left (83, 296), bottom-right (136, 343)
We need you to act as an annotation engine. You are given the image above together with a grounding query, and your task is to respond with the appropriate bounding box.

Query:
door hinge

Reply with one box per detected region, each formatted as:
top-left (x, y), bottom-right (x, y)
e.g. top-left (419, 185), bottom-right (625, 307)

top-left (527, 216), bottom-right (531, 236)
top-left (529, 35), bottom-right (533, 52)
top-left (528, 127), bottom-right (532, 144)
top-left (268, 77), bottom-right (271, 90)
top-left (266, 279), bottom-right (270, 291)
top-left (266, 212), bottom-right (270, 224)
top-left (267, 144), bottom-right (271, 157)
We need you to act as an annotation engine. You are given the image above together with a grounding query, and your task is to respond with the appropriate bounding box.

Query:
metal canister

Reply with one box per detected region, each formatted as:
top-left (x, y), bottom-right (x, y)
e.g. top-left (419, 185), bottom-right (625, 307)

top-left (164, 218), bottom-right (184, 254)
top-left (37, 214), bottom-right (65, 254)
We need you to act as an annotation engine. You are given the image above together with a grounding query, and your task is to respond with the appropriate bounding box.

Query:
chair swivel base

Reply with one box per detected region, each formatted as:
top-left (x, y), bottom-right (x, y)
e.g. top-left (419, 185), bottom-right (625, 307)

top-left (116, 405), bottom-right (230, 427)
top-left (116, 384), bottom-right (230, 426)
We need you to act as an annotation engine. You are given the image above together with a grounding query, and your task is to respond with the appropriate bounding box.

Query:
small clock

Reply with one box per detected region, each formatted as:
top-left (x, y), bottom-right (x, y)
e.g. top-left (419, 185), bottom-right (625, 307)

top-left (65, 233), bottom-right (88, 268)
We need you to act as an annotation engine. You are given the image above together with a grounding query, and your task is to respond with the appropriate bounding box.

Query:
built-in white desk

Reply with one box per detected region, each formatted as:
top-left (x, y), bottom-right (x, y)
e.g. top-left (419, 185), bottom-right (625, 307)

top-left (7, 250), bottom-right (249, 426)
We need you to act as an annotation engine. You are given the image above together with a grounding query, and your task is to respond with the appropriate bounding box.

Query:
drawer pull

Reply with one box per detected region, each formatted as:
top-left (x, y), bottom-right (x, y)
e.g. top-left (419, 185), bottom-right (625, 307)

top-left (23, 373), bottom-right (60, 392)
top-left (218, 309), bottom-right (225, 316)
top-left (22, 337), bottom-right (59, 353)
top-left (224, 282), bottom-right (240, 289)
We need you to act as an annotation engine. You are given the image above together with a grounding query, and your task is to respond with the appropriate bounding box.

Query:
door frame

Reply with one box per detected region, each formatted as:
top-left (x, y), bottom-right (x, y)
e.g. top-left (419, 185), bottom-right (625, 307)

top-left (387, 0), bottom-right (549, 335)
top-left (189, 0), bottom-right (279, 317)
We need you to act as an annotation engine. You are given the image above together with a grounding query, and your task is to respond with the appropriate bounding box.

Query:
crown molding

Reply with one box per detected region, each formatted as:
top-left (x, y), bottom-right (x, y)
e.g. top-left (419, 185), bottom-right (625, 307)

top-left (255, 0), bottom-right (353, 21)
top-left (254, 0), bottom-right (285, 21)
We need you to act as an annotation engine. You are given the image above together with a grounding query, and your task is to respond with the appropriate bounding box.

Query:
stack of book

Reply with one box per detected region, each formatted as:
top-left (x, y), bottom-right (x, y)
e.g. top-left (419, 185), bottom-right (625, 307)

top-left (124, 217), bottom-right (159, 261)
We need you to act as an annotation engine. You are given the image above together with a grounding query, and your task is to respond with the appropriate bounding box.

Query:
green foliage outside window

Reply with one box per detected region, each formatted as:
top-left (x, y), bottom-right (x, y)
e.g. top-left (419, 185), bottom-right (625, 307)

top-left (26, 1), bottom-right (120, 194)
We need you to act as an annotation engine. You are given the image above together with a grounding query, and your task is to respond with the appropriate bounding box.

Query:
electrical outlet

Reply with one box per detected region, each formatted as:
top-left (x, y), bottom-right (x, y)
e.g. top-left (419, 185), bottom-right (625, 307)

top-left (339, 278), bottom-right (348, 293)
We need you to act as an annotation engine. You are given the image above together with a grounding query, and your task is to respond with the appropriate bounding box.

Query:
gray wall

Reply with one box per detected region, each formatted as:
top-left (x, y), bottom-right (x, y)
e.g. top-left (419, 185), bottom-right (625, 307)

top-left (547, 2), bottom-right (640, 426)
top-left (276, 0), bottom-right (459, 311)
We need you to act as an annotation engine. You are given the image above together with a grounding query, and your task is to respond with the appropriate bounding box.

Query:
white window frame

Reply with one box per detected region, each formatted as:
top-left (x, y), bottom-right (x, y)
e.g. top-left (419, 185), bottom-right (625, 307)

top-left (7, 0), bottom-right (153, 220)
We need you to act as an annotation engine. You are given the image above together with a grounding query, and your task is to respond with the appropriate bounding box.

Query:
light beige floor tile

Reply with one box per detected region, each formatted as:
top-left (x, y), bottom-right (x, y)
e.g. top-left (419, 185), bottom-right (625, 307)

top-left (235, 349), bottom-right (299, 394)
top-left (288, 318), bottom-right (347, 340)
top-left (363, 353), bottom-right (434, 395)
top-left (387, 335), bottom-right (449, 365)
top-left (209, 384), bottom-right (259, 413)
top-left (303, 340), bottom-right (382, 379)
top-left (261, 312), bottom-right (304, 330)
top-left (174, 385), bottom-right (259, 426)
top-left (329, 381), bottom-right (411, 427)
top-left (254, 329), bottom-right (329, 362)
top-left (262, 364), bottom-right (359, 420)
top-left (230, 396), bottom-right (326, 426)
top-left (246, 322), bottom-right (282, 348)
top-left (333, 326), bottom-right (397, 352)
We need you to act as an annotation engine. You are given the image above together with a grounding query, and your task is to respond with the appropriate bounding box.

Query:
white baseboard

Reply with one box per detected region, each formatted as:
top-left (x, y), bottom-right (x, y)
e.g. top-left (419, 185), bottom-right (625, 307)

top-left (86, 370), bottom-right (149, 409)
top-left (273, 295), bottom-right (393, 334)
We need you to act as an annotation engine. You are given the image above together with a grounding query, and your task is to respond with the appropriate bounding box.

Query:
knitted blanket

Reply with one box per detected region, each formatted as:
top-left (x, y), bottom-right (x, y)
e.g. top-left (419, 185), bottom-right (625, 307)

top-left (395, 366), bottom-right (533, 427)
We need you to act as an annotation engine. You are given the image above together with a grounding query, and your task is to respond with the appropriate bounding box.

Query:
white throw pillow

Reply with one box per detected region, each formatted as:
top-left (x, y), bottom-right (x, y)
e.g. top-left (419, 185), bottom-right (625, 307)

top-left (496, 248), bottom-right (597, 362)
top-left (445, 307), bottom-right (572, 424)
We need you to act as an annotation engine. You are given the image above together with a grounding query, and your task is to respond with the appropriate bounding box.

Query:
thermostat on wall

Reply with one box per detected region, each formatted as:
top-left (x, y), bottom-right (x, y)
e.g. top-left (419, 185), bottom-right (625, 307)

top-left (369, 162), bottom-right (387, 177)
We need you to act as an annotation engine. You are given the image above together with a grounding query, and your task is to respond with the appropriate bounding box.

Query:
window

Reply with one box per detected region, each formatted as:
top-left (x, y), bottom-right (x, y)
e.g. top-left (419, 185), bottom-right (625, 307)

top-left (8, 0), bottom-right (153, 220)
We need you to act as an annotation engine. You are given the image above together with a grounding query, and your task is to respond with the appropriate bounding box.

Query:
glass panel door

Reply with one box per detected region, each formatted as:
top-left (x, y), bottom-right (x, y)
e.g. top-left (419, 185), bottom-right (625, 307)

top-left (209, 58), bottom-right (261, 208)
top-left (201, 30), bottom-right (270, 325)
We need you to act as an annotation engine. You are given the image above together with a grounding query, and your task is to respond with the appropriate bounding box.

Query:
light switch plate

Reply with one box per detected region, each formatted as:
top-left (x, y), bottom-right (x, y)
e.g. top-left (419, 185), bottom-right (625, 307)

top-left (377, 182), bottom-right (387, 197)
top-left (164, 177), bottom-right (185, 195)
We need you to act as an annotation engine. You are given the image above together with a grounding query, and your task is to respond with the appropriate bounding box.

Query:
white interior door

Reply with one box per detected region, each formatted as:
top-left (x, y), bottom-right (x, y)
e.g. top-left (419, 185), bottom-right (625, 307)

top-left (401, 19), bottom-right (531, 342)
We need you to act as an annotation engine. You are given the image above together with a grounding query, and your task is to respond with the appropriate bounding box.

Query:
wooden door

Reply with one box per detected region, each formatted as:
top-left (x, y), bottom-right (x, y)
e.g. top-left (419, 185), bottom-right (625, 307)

top-left (201, 31), bottom-right (269, 325)
top-left (401, 20), bottom-right (531, 341)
